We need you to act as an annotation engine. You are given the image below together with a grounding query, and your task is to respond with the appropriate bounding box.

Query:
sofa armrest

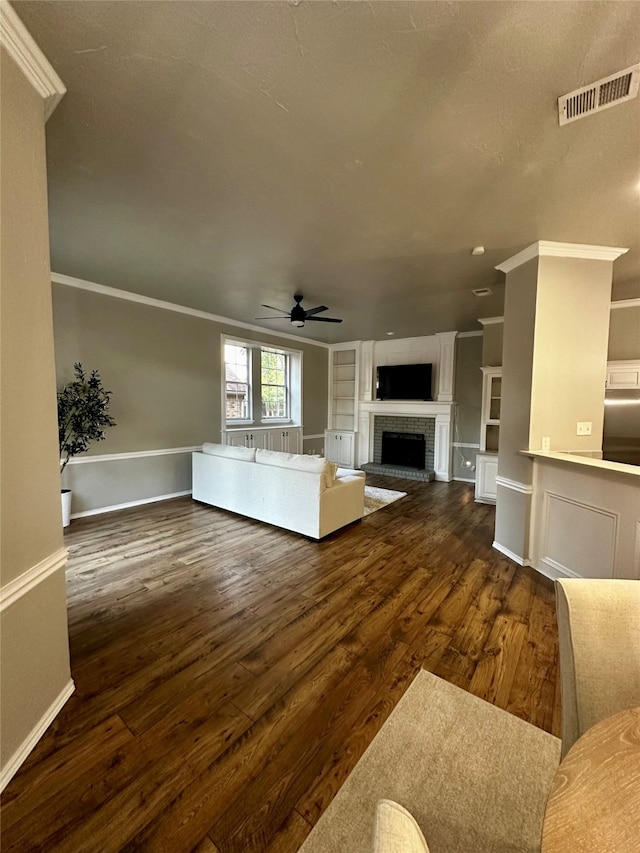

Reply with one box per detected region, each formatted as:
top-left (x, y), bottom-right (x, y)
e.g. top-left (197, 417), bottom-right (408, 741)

top-left (555, 578), bottom-right (640, 757)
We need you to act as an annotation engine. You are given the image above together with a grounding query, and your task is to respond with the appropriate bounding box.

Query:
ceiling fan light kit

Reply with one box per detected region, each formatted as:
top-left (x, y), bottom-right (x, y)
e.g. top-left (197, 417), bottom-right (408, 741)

top-left (256, 294), bottom-right (343, 329)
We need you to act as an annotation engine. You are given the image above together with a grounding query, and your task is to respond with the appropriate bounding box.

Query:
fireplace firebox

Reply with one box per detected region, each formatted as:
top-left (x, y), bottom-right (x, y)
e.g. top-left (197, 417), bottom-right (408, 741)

top-left (381, 431), bottom-right (426, 469)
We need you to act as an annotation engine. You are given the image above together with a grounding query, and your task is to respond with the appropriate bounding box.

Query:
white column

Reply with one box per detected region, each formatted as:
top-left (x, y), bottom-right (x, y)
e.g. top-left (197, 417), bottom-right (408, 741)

top-left (436, 331), bottom-right (458, 402)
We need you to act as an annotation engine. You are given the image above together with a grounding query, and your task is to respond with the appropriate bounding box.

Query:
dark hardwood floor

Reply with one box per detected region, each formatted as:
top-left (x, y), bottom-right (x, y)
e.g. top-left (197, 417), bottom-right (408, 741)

top-left (1, 476), bottom-right (561, 852)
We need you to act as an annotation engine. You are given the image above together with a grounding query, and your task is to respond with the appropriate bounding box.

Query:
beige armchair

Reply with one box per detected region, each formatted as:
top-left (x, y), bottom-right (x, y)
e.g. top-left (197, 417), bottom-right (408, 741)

top-left (555, 578), bottom-right (640, 757)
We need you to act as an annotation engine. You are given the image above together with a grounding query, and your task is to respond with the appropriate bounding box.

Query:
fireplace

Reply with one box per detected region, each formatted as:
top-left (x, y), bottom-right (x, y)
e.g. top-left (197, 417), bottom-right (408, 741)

top-left (381, 431), bottom-right (426, 469)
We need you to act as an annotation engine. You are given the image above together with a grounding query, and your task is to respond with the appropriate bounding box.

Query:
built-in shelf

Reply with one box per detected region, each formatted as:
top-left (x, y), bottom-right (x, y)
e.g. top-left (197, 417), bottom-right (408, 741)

top-left (476, 366), bottom-right (502, 503)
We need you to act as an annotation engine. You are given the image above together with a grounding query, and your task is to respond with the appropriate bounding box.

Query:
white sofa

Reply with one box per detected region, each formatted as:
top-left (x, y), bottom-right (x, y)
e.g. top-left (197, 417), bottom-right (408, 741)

top-left (192, 442), bottom-right (366, 539)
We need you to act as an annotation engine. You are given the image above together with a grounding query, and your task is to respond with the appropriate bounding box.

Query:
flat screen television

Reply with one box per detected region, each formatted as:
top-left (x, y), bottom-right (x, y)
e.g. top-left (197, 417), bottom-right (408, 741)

top-left (376, 363), bottom-right (433, 401)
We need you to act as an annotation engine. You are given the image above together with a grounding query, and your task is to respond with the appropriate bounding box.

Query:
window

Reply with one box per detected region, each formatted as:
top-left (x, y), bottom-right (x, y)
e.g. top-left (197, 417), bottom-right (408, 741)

top-left (261, 348), bottom-right (289, 419)
top-left (223, 337), bottom-right (301, 427)
top-left (224, 343), bottom-right (250, 421)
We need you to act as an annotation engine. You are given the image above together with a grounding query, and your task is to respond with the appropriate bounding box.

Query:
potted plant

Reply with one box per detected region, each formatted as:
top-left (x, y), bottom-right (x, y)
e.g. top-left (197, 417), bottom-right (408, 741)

top-left (58, 363), bottom-right (116, 527)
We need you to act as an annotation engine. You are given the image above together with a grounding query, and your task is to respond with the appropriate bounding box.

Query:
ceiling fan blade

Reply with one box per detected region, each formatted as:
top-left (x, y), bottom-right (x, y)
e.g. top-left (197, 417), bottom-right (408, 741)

top-left (261, 304), bottom-right (291, 314)
top-left (306, 316), bottom-right (343, 323)
top-left (254, 315), bottom-right (287, 320)
top-left (304, 305), bottom-right (329, 317)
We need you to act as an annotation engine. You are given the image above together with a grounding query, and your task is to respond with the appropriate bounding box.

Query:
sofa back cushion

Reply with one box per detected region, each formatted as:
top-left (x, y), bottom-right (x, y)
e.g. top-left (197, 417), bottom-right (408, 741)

top-left (255, 449), bottom-right (337, 491)
top-left (202, 442), bottom-right (256, 462)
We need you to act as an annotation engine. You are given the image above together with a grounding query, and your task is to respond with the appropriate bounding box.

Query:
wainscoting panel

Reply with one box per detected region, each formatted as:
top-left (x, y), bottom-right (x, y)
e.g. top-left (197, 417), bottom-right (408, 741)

top-left (529, 456), bottom-right (639, 580)
top-left (541, 492), bottom-right (618, 579)
top-left (61, 448), bottom-right (196, 515)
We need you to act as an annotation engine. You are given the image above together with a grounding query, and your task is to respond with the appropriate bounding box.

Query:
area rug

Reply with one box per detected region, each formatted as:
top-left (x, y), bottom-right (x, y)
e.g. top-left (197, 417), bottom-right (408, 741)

top-left (363, 486), bottom-right (407, 516)
top-left (299, 670), bottom-right (561, 853)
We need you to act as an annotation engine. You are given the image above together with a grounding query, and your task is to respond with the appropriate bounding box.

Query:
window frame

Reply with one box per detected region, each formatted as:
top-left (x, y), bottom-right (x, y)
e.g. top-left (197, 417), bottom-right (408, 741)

top-left (222, 335), bottom-right (302, 431)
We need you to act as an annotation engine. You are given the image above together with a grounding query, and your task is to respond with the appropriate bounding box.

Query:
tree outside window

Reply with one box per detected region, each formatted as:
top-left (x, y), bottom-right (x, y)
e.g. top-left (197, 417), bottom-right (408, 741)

top-left (225, 343), bottom-right (249, 420)
top-left (261, 348), bottom-right (289, 419)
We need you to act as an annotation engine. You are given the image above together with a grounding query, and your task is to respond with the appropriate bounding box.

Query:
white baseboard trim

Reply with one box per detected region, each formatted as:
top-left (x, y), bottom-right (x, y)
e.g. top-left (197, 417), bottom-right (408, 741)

top-left (71, 490), bottom-right (192, 520)
top-left (0, 547), bottom-right (68, 612)
top-left (492, 540), bottom-right (532, 567)
top-left (453, 476), bottom-right (476, 483)
top-left (0, 679), bottom-right (75, 793)
top-left (534, 557), bottom-right (583, 581)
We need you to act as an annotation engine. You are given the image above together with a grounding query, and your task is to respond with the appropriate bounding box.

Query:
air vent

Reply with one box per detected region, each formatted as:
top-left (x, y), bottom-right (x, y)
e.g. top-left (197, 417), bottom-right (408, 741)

top-left (472, 287), bottom-right (492, 297)
top-left (559, 64), bottom-right (640, 125)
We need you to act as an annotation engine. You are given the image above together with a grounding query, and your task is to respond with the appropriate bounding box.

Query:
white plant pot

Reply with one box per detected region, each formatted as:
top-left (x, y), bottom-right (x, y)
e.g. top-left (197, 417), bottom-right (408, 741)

top-left (61, 489), bottom-right (72, 528)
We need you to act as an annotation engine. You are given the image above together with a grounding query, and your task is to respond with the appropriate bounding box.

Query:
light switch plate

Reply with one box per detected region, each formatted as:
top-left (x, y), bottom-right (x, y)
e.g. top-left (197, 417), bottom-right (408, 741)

top-left (576, 421), bottom-right (592, 436)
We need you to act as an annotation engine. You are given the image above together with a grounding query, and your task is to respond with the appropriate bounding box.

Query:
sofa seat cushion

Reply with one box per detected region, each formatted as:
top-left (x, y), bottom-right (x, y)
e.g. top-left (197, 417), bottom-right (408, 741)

top-left (373, 800), bottom-right (430, 853)
top-left (337, 466), bottom-right (366, 480)
top-left (202, 442), bottom-right (256, 462)
top-left (255, 449), bottom-right (337, 491)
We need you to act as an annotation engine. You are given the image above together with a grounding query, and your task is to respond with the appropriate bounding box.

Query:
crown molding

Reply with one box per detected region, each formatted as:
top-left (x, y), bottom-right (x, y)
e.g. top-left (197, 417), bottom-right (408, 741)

top-left (477, 316), bottom-right (504, 326)
top-left (0, 0), bottom-right (66, 120)
top-left (496, 241), bottom-right (628, 274)
top-left (51, 272), bottom-right (330, 349)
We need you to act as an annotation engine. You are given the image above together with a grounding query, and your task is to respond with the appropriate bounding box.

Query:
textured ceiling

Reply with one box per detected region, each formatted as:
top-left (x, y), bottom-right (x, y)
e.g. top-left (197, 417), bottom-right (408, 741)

top-left (14, 0), bottom-right (640, 343)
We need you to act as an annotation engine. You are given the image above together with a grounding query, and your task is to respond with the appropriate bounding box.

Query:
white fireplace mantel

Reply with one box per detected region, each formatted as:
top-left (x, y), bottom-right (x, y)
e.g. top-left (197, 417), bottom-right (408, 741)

top-left (358, 400), bottom-right (455, 481)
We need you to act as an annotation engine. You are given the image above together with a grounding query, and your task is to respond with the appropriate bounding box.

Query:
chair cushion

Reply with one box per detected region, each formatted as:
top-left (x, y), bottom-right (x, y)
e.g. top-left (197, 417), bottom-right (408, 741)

top-left (202, 442), bottom-right (256, 462)
top-left (373, 800), bottom-right (430, 853)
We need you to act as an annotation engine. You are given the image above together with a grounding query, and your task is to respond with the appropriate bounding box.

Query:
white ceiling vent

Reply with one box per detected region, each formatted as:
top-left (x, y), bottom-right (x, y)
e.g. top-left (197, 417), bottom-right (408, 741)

top-left (559, 64), bottom-right (640, 125)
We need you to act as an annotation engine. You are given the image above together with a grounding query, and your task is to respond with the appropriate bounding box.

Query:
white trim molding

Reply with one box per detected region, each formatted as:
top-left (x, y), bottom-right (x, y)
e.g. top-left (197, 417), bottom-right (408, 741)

top-left (0, 0), bottom-right (66, 120)
top-left (611, 298), bottom-right (640, 310)
top-left (303, 433), bottom-right (324, 441)
top-left (51, 273), bottom-right (329, 349)
top-left (492, 541), bottom-right (532, 567)
top-left (0, 547), bottom-right (68, 612)
top-left (477, 316), bottom-right (504, 326)
top-left (71, 490), bottom-right (192, 520)
top-left (495, 475), bottom-right (533, 495)
top-left (63, 445), bottom-right (200, 466)
top-left (496, 241), bottom-right (628, 274)
top-left (452, 442), bottom-right (480, 449)
top-left (457, 330), bottom-right (483, 339)
top-left (0, 679), bottom-right (75, 793)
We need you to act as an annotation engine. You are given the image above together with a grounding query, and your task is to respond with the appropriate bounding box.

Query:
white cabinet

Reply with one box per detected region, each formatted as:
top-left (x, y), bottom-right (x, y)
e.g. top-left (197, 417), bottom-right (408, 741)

top-left (327, 342), bottom-right (359, 466)
top-left (324, 430), bottom-right (355, 467)
top-left (475, 452), bottom-right (498, 504)
top-left (606, 360), bottom-right (640, 390)
top-left (475, 366), bottom-right (501, 503)
top-left (329, 344), bottom-right (358, 431)
top-left (224, 426), bottom-right (302, 453)
top-left (479, 367), bottom-right (502, 452)
top-left (268, 427), bottom-right (302, 454)
top-left (224, 430), bottom-right (270, 449)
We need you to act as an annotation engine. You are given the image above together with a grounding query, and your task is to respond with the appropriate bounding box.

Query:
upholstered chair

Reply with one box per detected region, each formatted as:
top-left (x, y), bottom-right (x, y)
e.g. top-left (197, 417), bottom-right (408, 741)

top-left (555, 578), bottom-right (640, 757)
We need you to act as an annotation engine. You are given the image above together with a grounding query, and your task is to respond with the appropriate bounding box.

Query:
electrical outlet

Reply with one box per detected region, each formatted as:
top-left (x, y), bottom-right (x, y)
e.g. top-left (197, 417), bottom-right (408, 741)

top-left (576, 421), bottom-right (592, 436)
top-left (542, 436), bottom-right (551, 451)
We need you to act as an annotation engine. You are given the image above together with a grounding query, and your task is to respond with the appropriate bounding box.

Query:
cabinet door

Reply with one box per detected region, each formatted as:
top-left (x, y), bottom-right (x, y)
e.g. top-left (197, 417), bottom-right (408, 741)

top-left (224, 432), bottom-right (247, 448)
top-left (475, 454), bottom-right (498, 503)
top-left (268, 428), bottom-right (301, 454)
top-left (325, 431), bottom-right (355, 466)
top-left (338, 432), bottom-right (354, 466)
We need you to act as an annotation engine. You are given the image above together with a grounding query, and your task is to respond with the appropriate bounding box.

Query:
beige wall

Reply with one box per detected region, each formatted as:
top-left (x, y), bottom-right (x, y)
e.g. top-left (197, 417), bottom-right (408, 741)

top-left (496, 258), bottom-right (538, 485)
top-left (481, 322), bottom-right (503, 367)
top-left (530, 257), bottom-right (612, 453)
top-left (608, 305), bottom-right (640, 361)
top-left (452, 334), bottom-right (482, 480)
top-left (52, 283), bottom-right (328, 512)
top-left (0, 50), bottom-right (72, 782)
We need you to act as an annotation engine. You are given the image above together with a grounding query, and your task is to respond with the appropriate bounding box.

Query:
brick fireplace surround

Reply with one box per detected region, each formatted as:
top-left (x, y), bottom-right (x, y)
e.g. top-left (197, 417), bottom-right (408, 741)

top-left (357, 400), bottom-right (454, 481)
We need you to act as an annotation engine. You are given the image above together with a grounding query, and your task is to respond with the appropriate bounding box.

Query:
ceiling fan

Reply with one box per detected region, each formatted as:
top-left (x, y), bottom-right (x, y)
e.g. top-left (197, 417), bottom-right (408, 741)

top-left (255, 294), bottom-right (343, 328)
